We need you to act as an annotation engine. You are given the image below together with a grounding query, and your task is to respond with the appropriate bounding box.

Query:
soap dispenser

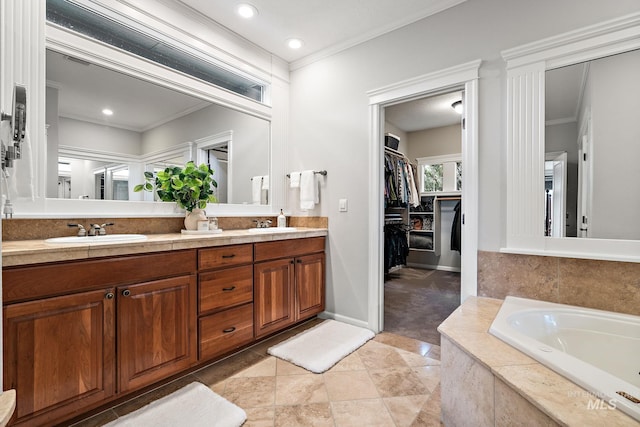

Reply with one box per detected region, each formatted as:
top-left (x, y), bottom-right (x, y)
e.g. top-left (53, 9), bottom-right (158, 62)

top-left (277, 209), bottom-right (287, 228)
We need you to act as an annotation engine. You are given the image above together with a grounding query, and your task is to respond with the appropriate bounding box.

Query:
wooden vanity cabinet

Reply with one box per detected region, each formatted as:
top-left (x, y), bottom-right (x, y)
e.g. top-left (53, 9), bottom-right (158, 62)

top-left (4, 288), bottom-right (115, 426)
top-left (2, 250), bottom-right (197, 426)
top-left (117, 274), bottom-right (197, 393)
top-left (254, 237), bottom-right (325, 338)
top-left (198, 244), bottom-right (255, 361)
top-left (2, 236), bottom-right (326, 426)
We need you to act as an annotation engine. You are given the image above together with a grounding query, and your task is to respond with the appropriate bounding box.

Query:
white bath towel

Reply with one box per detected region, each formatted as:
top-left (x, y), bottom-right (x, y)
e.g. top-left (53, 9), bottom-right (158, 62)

top-left (289, 171), bottom-right (301, 188)
top-left (251, 176), bottom-right (263, 204)
top-left (261, 175), bottom-right (269, 190)
top-left (300, 170), bottom-right (318, 210)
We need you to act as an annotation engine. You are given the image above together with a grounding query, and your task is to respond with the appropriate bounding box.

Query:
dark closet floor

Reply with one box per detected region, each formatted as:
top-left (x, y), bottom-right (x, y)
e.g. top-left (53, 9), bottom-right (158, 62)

top-left (384, 267), bottom-right (461, 345)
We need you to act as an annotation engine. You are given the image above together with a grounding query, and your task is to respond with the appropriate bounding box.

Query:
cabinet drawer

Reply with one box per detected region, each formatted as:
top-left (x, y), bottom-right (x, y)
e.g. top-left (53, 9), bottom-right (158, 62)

top-left (3, 250), bottom-right (197, 303)
top-left (199, 303), bottom-right (254, 360)
top-left (199, 244), bottom-right (253, 270)
top-left (254, 237), bottom-right (325, 262)
top-left (199, 265), bottom-right (253, 314)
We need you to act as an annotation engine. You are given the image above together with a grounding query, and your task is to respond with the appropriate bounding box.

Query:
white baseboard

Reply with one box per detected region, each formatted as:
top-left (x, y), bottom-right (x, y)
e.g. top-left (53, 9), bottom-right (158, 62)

top-left (406, 262), bottom-right (461, 273)
top-left (318, 311), bottom-right (372, 330)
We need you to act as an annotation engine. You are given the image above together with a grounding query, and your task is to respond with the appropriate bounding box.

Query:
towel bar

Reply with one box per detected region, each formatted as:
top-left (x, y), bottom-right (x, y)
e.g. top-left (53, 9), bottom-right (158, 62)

top-left (286, 170), bottom-right (327, 178)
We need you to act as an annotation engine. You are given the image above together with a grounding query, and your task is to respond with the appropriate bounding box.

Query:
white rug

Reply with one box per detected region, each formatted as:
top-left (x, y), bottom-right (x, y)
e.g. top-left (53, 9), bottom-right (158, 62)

top-left (268, 320), bottom-right (375, 373)
top-left (104, 382), bottom-right (246, 427)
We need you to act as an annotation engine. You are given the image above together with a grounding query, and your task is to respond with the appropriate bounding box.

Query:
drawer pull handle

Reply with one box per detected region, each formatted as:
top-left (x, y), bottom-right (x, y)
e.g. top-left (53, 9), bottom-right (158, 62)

top-left (122, 289), bottom-right (131, 297)
top-left (223, 327), bottom-right (236, 333)
top-left (222, 254), bottom-right (236, 259)
top-left (222, 286), bottom-right (236, 292)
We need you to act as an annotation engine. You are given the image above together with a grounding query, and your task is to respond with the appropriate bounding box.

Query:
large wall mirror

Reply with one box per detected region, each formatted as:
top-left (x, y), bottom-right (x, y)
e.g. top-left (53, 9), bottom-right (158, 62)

top-left (503, 12), bottom-right (640, 261)
top-left (544, 49), bottom-right (640, 239)
top-left (46, 48), bottom-right (270, 205)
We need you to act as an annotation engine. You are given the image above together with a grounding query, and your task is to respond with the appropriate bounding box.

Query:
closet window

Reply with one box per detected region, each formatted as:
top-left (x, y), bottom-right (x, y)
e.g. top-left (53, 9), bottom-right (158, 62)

top-left (417, 155), bottom-right (462, 194)
top-left (423, 164), bottom-right (443, 192)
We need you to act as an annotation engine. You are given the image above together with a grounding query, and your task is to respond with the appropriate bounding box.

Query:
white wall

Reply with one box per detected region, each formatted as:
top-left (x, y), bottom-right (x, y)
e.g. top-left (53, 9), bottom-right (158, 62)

top-left (289, 0), bottom-right (640, 324)
top-left (590, 49), bottom-right (640, 239)
top-left (59, 117), bottom-right (142, 155)
top-left (141, 103), bottom-right (270, 205)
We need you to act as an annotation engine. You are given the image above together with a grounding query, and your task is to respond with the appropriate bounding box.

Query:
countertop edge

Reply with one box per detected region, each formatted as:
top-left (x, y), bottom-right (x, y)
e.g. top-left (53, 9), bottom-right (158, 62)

top-left (2, 228), bottom-right (328, 267)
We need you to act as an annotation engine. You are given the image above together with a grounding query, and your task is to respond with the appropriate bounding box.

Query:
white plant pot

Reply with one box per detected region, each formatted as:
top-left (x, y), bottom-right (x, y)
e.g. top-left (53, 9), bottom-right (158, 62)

top-left (184, 208), bottom-right (207, 230)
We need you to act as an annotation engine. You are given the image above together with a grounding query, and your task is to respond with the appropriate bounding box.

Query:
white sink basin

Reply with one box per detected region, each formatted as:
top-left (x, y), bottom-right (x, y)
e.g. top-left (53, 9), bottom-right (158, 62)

top-left (247, 227), bottom-right (298, 233)
top-left (45, 234), bottom-right (148, 244)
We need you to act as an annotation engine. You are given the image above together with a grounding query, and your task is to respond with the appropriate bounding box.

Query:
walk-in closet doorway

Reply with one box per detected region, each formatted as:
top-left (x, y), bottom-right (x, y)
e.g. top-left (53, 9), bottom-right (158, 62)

top-left (382, 89), bottom-right (463, 345)
top-left (369, 61), bottom-right (480, 345)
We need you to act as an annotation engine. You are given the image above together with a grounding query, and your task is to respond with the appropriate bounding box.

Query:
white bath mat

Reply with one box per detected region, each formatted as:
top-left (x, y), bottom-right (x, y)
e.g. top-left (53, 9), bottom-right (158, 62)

top-left (268, 320), bottom-right (375, 373)
top-left (104, 382), bottom-right (246, 427)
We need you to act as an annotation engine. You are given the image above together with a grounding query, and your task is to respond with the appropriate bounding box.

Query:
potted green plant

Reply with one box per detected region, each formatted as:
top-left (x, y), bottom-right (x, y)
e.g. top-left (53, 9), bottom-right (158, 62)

top-left (134, 161), bottom-right (217, 230)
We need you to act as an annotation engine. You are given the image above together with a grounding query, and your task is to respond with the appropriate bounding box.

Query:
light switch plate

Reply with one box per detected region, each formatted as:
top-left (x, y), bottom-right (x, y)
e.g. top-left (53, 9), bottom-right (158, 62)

top-left (339, 199), bottom-right (348, 212)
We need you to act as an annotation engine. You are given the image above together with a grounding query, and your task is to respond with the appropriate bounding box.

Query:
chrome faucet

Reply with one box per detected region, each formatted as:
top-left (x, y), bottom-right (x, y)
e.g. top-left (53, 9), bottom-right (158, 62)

top-left (88, 222), bottom-right (114, 236)
top-left (253, 219), bottom-right (272, 228)
top-left (67, 223), bottom-right (86, 237)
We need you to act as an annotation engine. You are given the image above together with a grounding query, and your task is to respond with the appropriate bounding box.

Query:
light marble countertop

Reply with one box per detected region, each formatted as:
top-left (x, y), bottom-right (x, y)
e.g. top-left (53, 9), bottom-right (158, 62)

top-left (438, 297), bottom-right (637, 426)
top-left (1, 228), bottom-right (328, 267)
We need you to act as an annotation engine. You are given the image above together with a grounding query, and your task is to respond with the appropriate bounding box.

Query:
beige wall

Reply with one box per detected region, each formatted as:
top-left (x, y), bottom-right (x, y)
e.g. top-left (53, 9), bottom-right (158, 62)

top-left (477, 251), bottom-right (640, 316)
top-left (406, 124), bottom-right (461, 161)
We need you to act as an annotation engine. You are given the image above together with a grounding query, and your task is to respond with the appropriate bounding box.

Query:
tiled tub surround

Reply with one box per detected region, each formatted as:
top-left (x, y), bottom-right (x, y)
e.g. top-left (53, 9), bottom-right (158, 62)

top-left (478, 251), bottom-right (640, 317)
top-left (1, 227), bottom-right (328, 267)
top-left (1, 216), bottom-right (328, 241)
top-left (438, 297), bottom-right (638, 426)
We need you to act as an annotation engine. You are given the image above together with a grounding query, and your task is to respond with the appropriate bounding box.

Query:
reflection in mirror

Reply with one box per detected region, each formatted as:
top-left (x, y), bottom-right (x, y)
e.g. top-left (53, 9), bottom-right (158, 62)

top-left (545, 48), bottom-right (640, 240)
top-left (46, 49), bottom-right (270, 205)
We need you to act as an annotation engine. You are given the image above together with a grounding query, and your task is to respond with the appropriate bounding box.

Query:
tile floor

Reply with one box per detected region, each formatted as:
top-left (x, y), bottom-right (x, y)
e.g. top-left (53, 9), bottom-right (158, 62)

top-left (72, 320), bottom-right (443, 427)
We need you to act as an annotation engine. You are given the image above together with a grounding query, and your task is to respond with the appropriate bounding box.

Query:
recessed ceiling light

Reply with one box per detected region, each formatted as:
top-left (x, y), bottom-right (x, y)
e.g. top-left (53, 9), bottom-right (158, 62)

top-left (287, 38), bottom-right (303, 49)
top-left (102, 108), bottom-right (113, 116)
top-left (237, 3), bottom-right (258, 19)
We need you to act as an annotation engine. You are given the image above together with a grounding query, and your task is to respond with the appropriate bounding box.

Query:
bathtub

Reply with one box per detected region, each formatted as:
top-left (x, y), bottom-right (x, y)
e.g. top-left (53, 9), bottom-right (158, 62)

top-left (489, 296), bottom-right (640, 422)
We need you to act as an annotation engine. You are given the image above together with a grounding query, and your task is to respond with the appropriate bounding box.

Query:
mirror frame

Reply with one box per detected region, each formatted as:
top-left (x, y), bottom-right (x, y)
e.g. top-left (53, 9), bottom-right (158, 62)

top-left (12, 5), bottom-right (283, 217)
top-left (502, 11), bottom-right (640, 262)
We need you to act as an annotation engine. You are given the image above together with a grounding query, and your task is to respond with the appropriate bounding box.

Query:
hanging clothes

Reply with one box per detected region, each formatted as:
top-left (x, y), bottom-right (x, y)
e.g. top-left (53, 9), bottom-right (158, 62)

top-left (451, 201), bottom-right (462, 253)
top-left (384, 223), bottom-right (410, 273)
top-left (384, 150), bottom-right (419, 208)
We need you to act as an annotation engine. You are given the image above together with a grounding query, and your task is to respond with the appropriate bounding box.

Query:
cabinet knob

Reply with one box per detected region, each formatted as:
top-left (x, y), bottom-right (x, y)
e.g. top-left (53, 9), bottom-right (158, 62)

top-left (223, 327), bottom-right (236, 333)
top-left (296, 259), bottom-right (302, 263)
top-left (105, 292), bottom-right (114, 300)
top-left (122, 289), bottom-right (131, 297)
top-left (222, 286), bottom-right (236, 292)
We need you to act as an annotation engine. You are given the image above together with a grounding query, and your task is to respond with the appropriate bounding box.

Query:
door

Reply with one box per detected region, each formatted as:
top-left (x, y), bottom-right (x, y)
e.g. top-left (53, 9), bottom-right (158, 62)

top-left (117, 275), bottom-right (196, 392)
top-left (254, 258), bottom-right (295, 337)
top-left (4, 289), bottom-right (115, 425)
top-left (578, 132), bottom-right (592, 238)
top-left (295, 253), bottom-right (325, 320)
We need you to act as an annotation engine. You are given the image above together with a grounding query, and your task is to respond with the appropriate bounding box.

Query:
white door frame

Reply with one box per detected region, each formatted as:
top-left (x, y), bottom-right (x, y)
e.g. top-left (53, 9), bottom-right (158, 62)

top-left (366, 60), bottom-right (481, 332)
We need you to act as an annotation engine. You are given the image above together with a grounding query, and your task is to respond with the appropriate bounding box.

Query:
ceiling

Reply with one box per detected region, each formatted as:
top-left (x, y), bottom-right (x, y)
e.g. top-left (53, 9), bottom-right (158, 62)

top-left (46, 50), bottom-right (209, 132)
top-left (177, 0), bottom-right (466, 64)
top-left (386, 91), bottom-right (463, 133)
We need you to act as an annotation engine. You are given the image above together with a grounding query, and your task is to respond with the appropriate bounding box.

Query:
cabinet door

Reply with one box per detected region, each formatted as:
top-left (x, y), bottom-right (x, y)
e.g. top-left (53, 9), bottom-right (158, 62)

top-left (295, 253), bottom-right (326, 321)
top-left (254, 258), bottom-right (295, 337)
top-left (4, 289), bottom-right (115, 425)
top-left (118, 275), bottom-right (196, 392)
